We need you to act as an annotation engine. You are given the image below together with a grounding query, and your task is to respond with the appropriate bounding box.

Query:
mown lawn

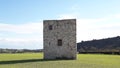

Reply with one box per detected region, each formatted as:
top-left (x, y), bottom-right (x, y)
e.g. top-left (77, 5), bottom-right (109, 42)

top-left (0, 53), bottom-right (120, 68)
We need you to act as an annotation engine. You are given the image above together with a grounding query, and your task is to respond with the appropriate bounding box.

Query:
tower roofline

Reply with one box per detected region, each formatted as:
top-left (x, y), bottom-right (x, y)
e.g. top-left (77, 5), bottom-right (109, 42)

top-left (43, 19), bottom-right (76, 22)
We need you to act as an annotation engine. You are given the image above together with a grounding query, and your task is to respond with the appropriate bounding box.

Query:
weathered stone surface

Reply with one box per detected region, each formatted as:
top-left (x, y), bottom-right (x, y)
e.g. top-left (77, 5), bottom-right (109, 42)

top-left (43, 19), bottom-right (76, 59)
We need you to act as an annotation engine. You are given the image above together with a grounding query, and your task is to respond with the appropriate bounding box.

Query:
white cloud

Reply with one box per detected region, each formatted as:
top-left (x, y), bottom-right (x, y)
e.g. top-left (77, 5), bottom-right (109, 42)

top-left (0, 22), bottom-right (43, 34)
top-left (58, 13), bottom-right (120, 42)
top-left (71, 4), bottom-right (80, 11)
top-left (58, 4), bottom-right (80, 19)
top-left (110, 13), bottom-right (120, 19)
top-left (58, 13), bottom-right (78, 19)
top-left (0, 22), bottom-right (43, 49)
top-left (0, 37), bottom-right (43, 49)
top-left (115, 14), bottom-right (120, 18)
top-left (79, 18), bottom-right (120, 42)
top-left (0, 38), bottom-right (43, 49)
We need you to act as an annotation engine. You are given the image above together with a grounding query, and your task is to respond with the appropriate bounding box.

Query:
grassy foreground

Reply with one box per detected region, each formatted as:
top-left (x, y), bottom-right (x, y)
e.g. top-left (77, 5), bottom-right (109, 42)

top-left (0, 53), bottom-right (120, 68)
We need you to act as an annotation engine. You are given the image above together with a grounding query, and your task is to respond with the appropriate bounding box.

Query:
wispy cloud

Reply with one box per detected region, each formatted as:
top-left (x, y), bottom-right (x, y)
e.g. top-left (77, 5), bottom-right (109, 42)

top-left (0, 22), bottom-right (43, 49)
top-left (0, 38), bottom-right (42, 49)
top-left (80, 16), bottom-right (120, 41)
top-left (58, 4), bottom-right (80, 19)
top-left (58, 12), bottom-right (120, 42)
top-left (0, 13), bottom-right (120, 49)
top-left (0, 22), bottom-right (43, 34)
top-left (71, 4), bottom-right (80, 11)
top-left (58, 13), bottom-right (78, 19)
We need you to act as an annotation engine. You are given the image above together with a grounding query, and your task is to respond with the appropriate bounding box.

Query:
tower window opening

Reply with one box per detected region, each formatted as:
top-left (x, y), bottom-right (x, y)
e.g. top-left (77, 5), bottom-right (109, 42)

top-left (49, 25), bottom-right (53, 30)
top-left (58, 39), bottom-right (62, 46)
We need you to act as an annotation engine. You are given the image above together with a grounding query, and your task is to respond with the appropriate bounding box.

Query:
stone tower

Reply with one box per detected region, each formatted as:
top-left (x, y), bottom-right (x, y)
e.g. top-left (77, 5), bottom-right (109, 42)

top-left (43, 19), bottom-right (76, 59)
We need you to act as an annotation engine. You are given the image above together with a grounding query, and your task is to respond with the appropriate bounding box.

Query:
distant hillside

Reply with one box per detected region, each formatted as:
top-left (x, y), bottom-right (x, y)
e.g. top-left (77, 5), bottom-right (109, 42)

top-left (0, 49), bottom-right (43, 53)
top-left (77, 36), bottom-right (120, 53)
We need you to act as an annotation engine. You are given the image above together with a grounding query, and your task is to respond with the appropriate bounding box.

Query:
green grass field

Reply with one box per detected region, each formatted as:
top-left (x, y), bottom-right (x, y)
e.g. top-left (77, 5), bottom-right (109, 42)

top-left (0, 53), bottom-right (120, 68)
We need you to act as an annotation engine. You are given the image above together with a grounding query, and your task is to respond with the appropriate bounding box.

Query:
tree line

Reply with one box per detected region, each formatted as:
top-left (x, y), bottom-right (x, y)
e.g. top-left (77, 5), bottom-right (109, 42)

top-left (0, 48), bottom-right (43, 53)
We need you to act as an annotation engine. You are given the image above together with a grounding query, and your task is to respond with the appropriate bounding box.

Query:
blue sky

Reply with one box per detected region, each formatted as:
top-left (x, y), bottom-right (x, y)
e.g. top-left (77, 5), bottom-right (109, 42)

top-left (0, 0), bottom-right (120, 49)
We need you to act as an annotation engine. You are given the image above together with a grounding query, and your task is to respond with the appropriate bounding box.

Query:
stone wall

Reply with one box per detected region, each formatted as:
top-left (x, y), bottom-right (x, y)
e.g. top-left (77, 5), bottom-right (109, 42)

top-left (43, 19), bottom-right (76, 59)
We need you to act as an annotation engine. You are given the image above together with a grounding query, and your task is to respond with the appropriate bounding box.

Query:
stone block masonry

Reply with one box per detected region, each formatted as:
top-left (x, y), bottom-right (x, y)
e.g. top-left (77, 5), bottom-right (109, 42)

top-left (43, 19), bottom-right (76, 59)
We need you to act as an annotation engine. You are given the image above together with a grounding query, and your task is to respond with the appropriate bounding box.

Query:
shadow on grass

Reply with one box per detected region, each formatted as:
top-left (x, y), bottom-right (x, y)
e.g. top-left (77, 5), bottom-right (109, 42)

top-left (0, 59), bottom-right (73, 65)
top-left (0, 59), bottom-right (59, 65)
